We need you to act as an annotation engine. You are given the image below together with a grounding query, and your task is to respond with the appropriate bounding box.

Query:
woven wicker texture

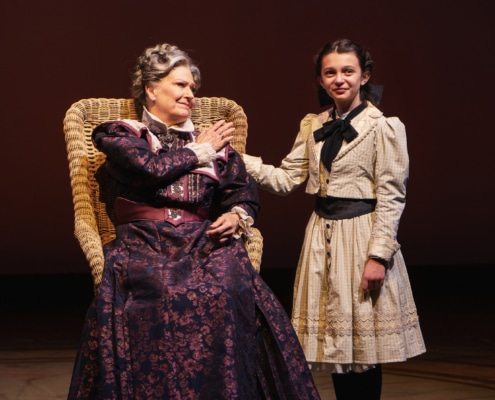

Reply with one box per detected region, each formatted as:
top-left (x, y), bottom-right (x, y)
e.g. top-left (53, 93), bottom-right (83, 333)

top-left (63, 98), bottom-right (263, 289)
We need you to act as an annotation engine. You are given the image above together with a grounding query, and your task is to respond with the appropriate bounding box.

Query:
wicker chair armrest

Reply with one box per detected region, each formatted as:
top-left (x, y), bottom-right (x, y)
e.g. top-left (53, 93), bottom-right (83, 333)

top-left (64, 99), bottom-right (110, 291)
top-left (245, 227), bottom-right (263, 273)
top-left (74, 219), bottom-right (105, 290)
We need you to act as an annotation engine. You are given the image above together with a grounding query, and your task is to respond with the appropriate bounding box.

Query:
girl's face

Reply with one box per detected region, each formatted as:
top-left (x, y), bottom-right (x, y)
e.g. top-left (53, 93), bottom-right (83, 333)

top-left (145, 65), bottom-right (196, 126)
top-left (318, 52), bottom-right (370, 112)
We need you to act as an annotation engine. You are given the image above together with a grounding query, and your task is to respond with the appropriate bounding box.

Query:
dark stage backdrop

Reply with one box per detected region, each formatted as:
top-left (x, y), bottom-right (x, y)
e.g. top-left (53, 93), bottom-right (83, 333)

top-left (1, 0), bottom-right (493, 276)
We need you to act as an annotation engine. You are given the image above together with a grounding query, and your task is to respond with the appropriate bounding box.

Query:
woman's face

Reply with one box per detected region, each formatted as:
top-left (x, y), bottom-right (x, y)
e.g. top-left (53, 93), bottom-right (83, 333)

top-left (145, 65), bottom-right (196, 126)
top-left (318, 52), bottom-right (370, 112)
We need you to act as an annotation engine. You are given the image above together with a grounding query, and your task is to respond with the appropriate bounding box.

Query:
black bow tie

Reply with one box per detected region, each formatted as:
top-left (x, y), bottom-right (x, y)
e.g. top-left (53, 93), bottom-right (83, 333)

top-left (313, 102), bottom-right (367, 172)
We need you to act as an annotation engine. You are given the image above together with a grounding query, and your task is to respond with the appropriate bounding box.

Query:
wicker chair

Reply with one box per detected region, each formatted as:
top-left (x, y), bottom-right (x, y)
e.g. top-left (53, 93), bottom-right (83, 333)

top-left (63, 97), bottom-right (263, 290)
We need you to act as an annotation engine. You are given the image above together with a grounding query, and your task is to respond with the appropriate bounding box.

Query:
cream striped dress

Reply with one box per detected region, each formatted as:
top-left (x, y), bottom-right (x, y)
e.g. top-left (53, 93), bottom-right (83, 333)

top-left (243, 102), bottom-right (426, 373)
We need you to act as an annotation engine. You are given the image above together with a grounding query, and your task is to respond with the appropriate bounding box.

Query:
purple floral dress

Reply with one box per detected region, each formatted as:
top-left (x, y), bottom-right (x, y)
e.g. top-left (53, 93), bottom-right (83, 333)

top-left (67, 115), bottom-right (320, 400)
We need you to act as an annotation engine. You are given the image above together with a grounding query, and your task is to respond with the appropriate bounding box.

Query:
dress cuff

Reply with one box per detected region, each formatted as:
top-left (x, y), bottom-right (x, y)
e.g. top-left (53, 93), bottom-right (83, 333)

top-left (228, 206), bottom-right (254, 239)
top-left (186, 142), bottom-right (216, 165)
top-left (367, 236), bottom-right (401, 263)
top-left (241, 154), bottom-right (263, 180)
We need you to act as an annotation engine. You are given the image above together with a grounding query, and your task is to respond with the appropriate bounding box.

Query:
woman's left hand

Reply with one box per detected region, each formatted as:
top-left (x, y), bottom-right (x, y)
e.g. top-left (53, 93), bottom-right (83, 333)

top-left (206, 213), bottom-right (240, 244)
top-left (361, 258), bottom-right (386, 293)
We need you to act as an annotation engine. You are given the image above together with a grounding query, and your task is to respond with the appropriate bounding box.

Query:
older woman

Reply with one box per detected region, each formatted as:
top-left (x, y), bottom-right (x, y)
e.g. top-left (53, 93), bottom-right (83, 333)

top-left (67, 43), bottom-right (320, 400)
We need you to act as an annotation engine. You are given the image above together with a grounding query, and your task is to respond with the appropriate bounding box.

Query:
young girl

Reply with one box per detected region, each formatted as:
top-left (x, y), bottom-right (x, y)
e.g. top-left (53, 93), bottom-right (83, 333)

top-left (243, 38), bottom-right (426, 399)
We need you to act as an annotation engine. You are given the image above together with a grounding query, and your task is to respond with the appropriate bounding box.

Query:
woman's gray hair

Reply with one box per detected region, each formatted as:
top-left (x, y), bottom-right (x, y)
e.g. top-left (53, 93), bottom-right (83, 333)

top-left (132, 43), bottom-right (201, 116)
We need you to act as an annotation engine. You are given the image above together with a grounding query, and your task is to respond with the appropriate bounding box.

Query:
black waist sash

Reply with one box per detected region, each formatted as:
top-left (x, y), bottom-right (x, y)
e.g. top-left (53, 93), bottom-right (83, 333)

top-left (315, 196), bottom-right (376, 220)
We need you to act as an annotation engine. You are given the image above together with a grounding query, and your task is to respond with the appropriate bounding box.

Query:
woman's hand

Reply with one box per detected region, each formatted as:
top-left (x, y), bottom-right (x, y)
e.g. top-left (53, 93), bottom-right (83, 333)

top-left (206, 212), bottom-right (240, 244)
top-left (196, 120), bottom-right (235, 152)
top-left (361, 258), bottom-right (386, 294)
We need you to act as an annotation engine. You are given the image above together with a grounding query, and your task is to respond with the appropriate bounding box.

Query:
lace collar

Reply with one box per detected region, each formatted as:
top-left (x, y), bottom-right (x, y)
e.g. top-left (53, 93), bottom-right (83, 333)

top-left (141, 107), bottom-right (195, 136)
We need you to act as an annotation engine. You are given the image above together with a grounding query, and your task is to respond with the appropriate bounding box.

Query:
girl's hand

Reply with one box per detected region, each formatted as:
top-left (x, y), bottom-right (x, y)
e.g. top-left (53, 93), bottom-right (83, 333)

top-left (361, 258), bottom-right (386, 294)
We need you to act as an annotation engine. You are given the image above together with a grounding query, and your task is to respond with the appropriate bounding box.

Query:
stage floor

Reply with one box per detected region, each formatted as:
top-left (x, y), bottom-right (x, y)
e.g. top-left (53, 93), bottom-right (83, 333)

top-left (1, 271), bottom-right (494, 399)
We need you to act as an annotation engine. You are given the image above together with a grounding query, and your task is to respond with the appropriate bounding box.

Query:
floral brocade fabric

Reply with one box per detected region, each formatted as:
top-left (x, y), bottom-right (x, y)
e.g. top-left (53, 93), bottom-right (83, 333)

top-left (67, 120), bottom-right (320, 399)
top-left (68, 221), bottom-right (320, 399)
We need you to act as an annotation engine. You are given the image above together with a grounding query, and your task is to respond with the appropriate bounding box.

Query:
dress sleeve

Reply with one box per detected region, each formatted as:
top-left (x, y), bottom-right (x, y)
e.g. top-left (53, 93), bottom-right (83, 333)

top-left (215, 146), bottom-right (261, 223)
top-left (242, 115), bottom-right (313, 196)
top-left (367, 116), bottom-right (409, 261)
top-left (93, 122), bottom-right (200, 188)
